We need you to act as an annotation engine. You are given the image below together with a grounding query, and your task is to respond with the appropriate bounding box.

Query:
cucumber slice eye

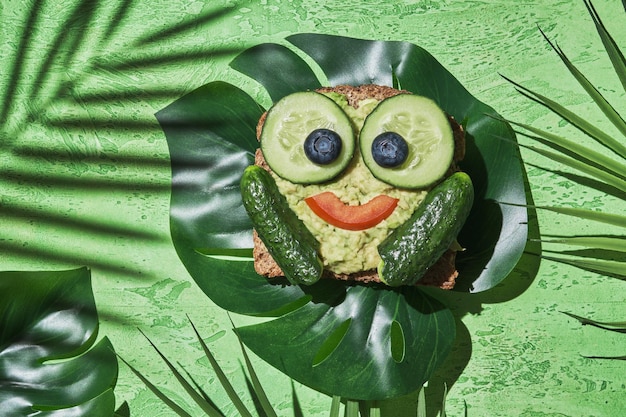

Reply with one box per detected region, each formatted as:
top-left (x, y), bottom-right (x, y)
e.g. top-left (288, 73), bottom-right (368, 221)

top-left (260, 92), bottom-right (355, 184)
top-left (360, 94), bottom-right (454, 189)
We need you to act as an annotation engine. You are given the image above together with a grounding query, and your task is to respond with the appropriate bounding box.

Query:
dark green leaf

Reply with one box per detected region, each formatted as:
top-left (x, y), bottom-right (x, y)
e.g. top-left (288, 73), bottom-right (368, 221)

top-left (230, 43), bottom-right (322, 102)
top-left (159, 34), bottom-right (529, 400)
top-left (157, 81), bottom-right (308, 315)
top-left (0, 268), bottom-right (118, 416)
top-left (237, 286), bottom-right (455, 400)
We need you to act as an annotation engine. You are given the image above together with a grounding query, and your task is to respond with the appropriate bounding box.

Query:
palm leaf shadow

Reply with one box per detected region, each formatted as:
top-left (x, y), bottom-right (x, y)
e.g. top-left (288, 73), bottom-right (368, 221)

top-left (0, 0), bottom-right (45, 124)
top-left (1, 0), bottom-right (245, 322)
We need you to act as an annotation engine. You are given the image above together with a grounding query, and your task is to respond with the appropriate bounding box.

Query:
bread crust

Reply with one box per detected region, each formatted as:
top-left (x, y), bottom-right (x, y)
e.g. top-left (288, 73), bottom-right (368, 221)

top-left (252, 85), bottom-right (465, 289)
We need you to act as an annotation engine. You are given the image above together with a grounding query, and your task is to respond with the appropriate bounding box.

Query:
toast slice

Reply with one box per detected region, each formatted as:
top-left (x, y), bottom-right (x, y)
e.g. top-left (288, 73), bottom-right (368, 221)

top-left (252, 85), bottom-right (466, 289)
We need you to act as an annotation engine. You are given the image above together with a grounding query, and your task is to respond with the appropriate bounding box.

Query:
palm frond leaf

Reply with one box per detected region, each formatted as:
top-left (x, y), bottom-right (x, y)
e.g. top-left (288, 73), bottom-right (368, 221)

top-left (562, 310), bottom-right (626, 360)
top-left (229, 318), bottom-right (279, 417)
top-left (116, 354), bottom-right (195, 417)
top-left (562, 311), bottom-right (626, 333)
top-left (345, 401), bottom-right (359, 417)
top-left (369, 404), bottom-right (381, 417)
top-left (416, 386), bottom-right (426, 417)
top-left (187, 319), bottom-right (255, 417)
top-left (138, 329), bottom-right (225, 416)
top-left (539, 235), bottom-right (626, 252)
top-left (178, 364), bottom-right (223, 411)
top-left (502, 74), bottom-right (626, 159)
top-left (507, 204), bottom-right (626, 228)
top-left (505, 119), bottom-right (626, 182)
top-left (583, 0), bottom-right (626, 92)
top-left (125, 319), bottom-right (457, 417)
top-left (518, 140), bottom-right (626, 193)
top-left (329, 396), bottom-right (342, 417)
top-left (292, 381), bottom-right (305, 417)
top-left (584, 354), bottom-right (626, 360)
top-left (542, 255), bottom-right (625, 279)
top-left (536, 25), bottom-right (626, 138)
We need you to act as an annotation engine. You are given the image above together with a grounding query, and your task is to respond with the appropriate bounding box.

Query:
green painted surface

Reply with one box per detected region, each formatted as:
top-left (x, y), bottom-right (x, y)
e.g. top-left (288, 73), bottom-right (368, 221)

top-left (1, 0), bottom-right (624, 416)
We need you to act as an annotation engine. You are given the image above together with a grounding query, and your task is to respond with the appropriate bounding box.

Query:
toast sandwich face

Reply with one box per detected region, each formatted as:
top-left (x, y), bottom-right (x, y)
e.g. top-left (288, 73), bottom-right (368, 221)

top-left (251, 84), bottom-right (466, 289)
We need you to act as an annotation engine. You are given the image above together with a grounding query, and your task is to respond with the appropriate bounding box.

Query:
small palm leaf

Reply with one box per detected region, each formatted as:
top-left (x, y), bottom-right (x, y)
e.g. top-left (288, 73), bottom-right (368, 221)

top-left (543, 255), bottom-right (625, 279)
top-left (537, 24), bottom-right (626, 139)
top-left (139, 329), bottom-right (226, 416)
top-left (125, 319), bottom-right (457, 416)
top-left (527, 205), bottom-right (626, 229)
top-left (329, 396), bottom-right (342, 417)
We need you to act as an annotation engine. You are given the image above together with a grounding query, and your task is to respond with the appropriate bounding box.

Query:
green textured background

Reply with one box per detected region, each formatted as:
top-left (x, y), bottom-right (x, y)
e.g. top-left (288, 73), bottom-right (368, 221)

top-left (2, 0), bottom-right (624, 416)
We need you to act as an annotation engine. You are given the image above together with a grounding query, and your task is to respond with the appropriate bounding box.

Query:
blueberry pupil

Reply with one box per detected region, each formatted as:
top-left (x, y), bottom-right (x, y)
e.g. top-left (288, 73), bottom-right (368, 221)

top-left (372, 132), bottom-right (409, 168)
top-left (315, 137), bottom-right (333, 153)
top-left (304, 129), bottom-right (342, 165)
top-left (381, 142), bottom-right (398, 157)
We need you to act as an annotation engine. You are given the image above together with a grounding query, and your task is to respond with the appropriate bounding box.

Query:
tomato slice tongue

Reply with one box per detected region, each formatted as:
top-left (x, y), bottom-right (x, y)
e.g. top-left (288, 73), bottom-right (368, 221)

top-left (304, 192), bottom-right (399, 231)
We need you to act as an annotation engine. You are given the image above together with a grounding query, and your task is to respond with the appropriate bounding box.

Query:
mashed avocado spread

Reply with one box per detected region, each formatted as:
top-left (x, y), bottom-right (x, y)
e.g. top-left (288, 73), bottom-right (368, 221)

top-left (271, 92), bottom-right (427, 274)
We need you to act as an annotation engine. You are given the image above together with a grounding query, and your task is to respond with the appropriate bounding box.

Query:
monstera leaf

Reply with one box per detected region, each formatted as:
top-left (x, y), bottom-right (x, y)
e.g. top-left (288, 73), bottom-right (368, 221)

top-left (0, 267), bottom-right (118, 416)
top-left (157, 34), bottom-right (528, 400)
